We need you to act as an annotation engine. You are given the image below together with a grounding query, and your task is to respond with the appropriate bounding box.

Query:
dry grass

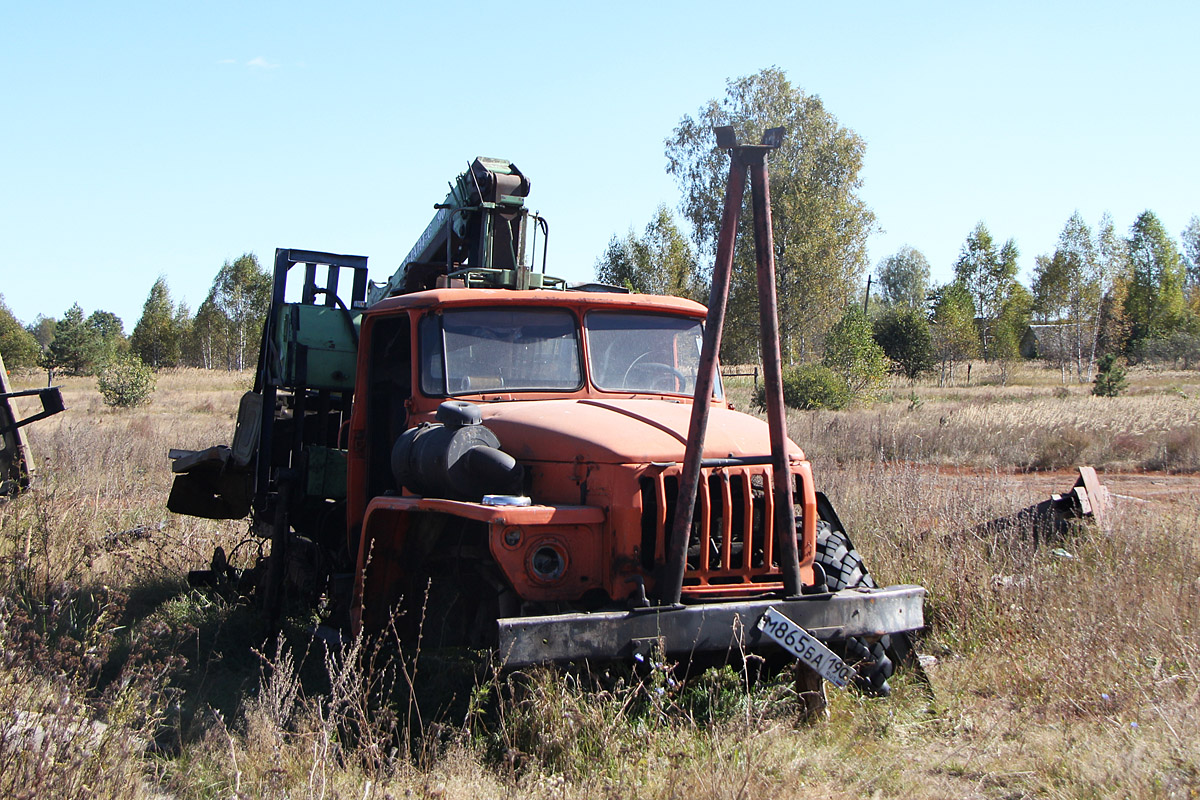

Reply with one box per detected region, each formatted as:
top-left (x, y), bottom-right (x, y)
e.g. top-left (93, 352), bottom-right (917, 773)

top-left (725, 362), bottom-right (1200, 473)
top-left (0, 366), bottom-right (1198, 798)
top-left (794, 391), bottom-right (1200, 471)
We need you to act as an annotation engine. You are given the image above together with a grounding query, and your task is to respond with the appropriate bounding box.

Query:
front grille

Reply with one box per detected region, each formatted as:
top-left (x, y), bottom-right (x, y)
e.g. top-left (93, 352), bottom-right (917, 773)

top-left (639, 465), bottom-right (798, 589)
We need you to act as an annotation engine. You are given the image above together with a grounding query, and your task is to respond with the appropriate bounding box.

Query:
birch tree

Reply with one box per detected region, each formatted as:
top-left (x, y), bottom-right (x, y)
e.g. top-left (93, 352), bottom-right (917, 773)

top-left (665, 67), bottom-right (875, 364)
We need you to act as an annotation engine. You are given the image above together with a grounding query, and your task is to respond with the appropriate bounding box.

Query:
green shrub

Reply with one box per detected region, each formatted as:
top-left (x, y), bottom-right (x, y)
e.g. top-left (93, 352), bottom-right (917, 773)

top-left (823, 307), bottom-right (889, 401)
top-left (753, 364), bottom-right (850, 411)
top-left (873, 306), bottom-right (935, 381)
top-left (97, 354), bottom-right (155, 408)
top-left (1092, 353), bottom-right (1127, 397)
top-left (1129, 332), bottom-right (1200, 369)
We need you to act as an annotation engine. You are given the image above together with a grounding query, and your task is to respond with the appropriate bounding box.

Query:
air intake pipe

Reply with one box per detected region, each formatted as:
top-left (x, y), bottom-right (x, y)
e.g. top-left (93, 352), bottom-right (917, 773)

top-left (390, 401), bottom-right (523, 500)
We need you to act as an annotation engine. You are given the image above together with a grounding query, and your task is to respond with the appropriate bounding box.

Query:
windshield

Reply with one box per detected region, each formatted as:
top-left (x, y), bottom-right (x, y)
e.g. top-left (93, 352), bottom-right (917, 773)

top-left (586, 311), bottom-right (722, 398)
top-left (420, 308), bottom-right (582, 395)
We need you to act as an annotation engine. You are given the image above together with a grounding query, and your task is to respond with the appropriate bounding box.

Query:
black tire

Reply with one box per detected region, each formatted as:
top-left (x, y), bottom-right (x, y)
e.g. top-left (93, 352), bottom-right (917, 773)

top-left (814, 493), bottom-right (895, 697)
top-left (816, 522), bottom-right (874, 591)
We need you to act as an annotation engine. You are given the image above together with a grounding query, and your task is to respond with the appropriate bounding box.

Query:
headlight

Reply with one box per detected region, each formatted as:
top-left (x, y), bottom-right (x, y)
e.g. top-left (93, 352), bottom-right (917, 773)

top-left (528, 540), bottom-right (568, 583)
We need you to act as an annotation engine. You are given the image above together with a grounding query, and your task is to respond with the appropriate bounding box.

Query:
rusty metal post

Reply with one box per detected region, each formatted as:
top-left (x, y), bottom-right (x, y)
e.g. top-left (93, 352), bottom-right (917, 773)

top-left (661, 126), bottom-right (796, 605)
top-left (661, 130), bottom-right (747, 606)
top-left (747, 142), bottom-right (802, 597)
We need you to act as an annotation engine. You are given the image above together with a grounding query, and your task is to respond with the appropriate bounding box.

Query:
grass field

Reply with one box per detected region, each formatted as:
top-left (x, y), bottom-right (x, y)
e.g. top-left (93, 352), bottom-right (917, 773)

top-left (1, 364), bottom-right (1198, 799)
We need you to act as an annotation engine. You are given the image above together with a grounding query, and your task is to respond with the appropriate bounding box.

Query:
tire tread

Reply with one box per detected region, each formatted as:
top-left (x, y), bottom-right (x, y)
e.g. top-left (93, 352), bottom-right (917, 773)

top-left (814, 516), bottom-right (893, 696)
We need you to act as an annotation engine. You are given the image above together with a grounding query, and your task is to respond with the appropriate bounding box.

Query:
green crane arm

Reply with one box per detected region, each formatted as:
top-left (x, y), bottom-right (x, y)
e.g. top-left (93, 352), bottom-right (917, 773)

top-left (368, 157), bottom-right (533, 301)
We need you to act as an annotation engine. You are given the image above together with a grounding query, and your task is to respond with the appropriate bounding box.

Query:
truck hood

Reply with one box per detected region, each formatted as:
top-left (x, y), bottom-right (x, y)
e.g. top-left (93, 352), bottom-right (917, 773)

top-left (479, 398), bottom-right (803, 465)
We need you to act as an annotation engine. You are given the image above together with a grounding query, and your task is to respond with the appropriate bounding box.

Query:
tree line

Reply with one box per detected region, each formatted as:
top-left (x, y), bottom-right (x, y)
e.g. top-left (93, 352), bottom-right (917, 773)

top-left (871, 208), bottom-right (1199, 387)
top-left (0, 253), bottom-right (271, 378)
top-left (595, 67), bottom-right (1200, 393)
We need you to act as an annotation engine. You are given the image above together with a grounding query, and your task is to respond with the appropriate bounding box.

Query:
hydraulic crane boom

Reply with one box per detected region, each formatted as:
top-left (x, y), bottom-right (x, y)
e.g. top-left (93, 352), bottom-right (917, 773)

top-left (368, 157), bottom-right (538, 301)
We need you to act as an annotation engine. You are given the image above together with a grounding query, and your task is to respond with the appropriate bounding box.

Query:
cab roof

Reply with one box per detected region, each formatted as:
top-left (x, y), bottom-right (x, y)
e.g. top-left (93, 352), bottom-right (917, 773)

top-left (367, 288), bottom-right (708, 317)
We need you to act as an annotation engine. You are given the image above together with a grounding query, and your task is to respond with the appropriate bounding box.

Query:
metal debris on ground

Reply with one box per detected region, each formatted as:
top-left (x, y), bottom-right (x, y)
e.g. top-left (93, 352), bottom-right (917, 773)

top-left (1, 351), bottom-right (65, 497)
top-left (982, 466), bottom-right (1111, 545)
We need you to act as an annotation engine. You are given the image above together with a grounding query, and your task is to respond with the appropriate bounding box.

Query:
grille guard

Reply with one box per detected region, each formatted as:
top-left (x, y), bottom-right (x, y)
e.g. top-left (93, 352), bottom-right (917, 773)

top-left (638, 461), bottom-right (817, 589)
top-left (496, 584), bottom-right (925, 668)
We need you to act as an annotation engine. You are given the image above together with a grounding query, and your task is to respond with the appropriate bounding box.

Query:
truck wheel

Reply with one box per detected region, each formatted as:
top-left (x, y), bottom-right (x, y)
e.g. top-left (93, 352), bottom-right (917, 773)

top-left (816, 522), bottom-right (872, 591)
top-left (419, 564), bottom-right (502, 650)
top-left (814, 494), bottom-right (894, 697)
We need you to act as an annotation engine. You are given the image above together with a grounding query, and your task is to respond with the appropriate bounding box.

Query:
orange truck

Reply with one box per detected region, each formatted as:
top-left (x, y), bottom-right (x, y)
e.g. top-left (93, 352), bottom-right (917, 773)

top-left (169, 153), bottom-right (924, 694)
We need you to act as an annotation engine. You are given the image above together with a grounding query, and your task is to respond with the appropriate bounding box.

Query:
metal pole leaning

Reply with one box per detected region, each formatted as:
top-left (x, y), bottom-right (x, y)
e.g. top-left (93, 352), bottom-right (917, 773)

top-left (660, 125), bottom-right (799, 605)
top-left (660, 127), bottom-right (746, 605)
top-left (747, 131), bottom-right (802, 597)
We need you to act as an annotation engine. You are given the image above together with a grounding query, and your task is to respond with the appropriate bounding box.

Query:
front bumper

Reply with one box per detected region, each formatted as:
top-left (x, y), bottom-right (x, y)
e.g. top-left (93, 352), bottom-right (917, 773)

top-left (497, 584), bottom-right (925, 667)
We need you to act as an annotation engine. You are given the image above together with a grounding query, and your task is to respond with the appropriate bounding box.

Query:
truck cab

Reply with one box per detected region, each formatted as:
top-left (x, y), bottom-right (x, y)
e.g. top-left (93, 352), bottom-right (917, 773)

top-left (347, 288), bottom-right (824, 644)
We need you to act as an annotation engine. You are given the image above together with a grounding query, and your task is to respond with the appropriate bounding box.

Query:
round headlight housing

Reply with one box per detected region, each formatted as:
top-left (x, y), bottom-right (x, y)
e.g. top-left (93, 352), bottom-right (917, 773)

top-left (528, 540), bottom-right (568, 583)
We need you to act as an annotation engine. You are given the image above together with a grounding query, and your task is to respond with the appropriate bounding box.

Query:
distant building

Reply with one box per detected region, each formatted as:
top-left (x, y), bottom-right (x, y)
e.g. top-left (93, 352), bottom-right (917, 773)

top-left (1020, 323), bottom-right (1075, 360)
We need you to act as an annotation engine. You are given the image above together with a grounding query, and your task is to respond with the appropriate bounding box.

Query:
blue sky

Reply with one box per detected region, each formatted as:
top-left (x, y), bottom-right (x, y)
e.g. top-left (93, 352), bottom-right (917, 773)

top-left (3, 1), bottom-right (1197, 330)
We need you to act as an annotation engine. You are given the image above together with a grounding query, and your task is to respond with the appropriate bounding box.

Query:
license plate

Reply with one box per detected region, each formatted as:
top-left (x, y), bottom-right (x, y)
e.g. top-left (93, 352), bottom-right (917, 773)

top-left (756, 607), bottom-right (855, 688)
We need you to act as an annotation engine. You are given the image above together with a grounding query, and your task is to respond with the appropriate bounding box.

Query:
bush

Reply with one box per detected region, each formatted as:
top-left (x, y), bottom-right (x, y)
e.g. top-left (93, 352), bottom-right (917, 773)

top-left (1092, 353), bottom-right (1127, 397)
top-left (1131, 332), bottom-right (1200, 369)
top-left (823, 307), bottom-right (889, 401)
top-left (873, 306), bottom-right (935, 381)
top-left (753, 364), bottom-right (850, 411)
top-left (97, 355), bottom-right (155, 408)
